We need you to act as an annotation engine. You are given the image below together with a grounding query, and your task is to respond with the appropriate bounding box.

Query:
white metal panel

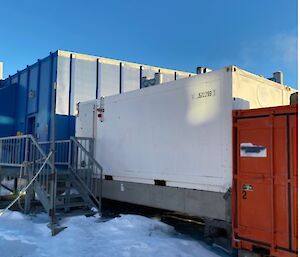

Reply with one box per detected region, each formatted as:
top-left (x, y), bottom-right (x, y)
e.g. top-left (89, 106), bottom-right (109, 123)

top-left (99, 62), bottom-right (120, 97)
top-left (56, 50), bottom-right (195, 110)
top-left (122, 63), bottom-right (140, 93)
top-left (176, 73), bottom-right (191, 80)
top-left (76, 66), bottom-right (294, 193)
top-left (160, 70), bottom-right (175, 83)
top-left (76, 100), bottom-right (96, 138)
top-left (141, 66), bottom-right (159, 80)
top-left (56, 56), bottom-right (70, 115)
top-left (94, 69), bottom-right (233, 193)
top-left (232, 68), bottom-right (293, 108)
top-left (70, 58), bottom-right (97, 115)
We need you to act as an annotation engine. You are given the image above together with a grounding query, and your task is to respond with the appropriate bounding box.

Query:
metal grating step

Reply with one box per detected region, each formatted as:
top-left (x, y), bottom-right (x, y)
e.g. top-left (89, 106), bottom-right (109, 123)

top-left (56, 209), bottom-right (97, 219)
top-left (55, 201), bottom-right (89, 209)
top-left (57, 194), bottom-right (85, 200)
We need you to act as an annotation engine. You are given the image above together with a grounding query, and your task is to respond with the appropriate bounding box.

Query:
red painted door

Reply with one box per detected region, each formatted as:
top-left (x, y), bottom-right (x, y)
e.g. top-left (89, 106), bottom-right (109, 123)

top-left (289, 114), bottom-right (298, 252)
top-left (235, 112), bottom-right (297, 251)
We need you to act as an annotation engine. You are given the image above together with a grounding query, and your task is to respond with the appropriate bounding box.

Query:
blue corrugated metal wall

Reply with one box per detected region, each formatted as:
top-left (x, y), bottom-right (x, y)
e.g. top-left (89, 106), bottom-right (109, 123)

top-left (0, 52), bottom-right (62, 141)
top-left (0, 84), bottom-right (17, 136)
top-left (0, 51), bottom-right (76, 142)
top-left (55, 115), bottom-right (75, 140)
top-left (19, 54), bottom-right (56, 141)
top-left (0, 50), bottom-right (191, 141)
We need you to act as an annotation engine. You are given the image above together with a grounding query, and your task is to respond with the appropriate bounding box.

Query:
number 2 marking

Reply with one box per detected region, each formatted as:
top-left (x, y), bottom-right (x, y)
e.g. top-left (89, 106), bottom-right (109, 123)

top-left (242, 190), bottom-right (247, 199)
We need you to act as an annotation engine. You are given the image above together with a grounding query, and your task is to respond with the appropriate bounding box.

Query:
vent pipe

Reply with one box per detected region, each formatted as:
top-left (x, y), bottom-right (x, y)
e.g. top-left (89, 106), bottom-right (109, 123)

top-left (154, 72), bottom-right (163, 84)
top-left (141, 72), bottom-right (163, 88)
top-left (196, 66), bottom-right (212, 74)
top-left (273, 71), bottom-right (283, 84)
top-left (290, 92), bottom-right (298, 105)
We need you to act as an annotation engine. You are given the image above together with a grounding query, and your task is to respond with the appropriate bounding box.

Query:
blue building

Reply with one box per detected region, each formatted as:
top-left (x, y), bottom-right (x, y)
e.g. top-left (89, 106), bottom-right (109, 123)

top-left (0, 50), bottom-right (193, 141)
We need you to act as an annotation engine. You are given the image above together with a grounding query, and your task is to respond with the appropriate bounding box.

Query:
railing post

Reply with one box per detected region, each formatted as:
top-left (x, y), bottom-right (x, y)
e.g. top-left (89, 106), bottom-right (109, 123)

top-left (49, 81), bottom-right (57, 234)
top-left (71, 137), bottom-right (102, 215)
top-left (0, 140), bottom-right (2, 176)
top-left (0, 140), bottom-right (2, 162)
top-left (89, 139), bottom-right (94, 190)
top-left (24, 137), bottom-right (31, 214)
top-left (98, 167), bottom-right (102, 213)
top-left (75, 144), bottom-right (78, 174)
top-left (64, 139), bottom-right (73, 213)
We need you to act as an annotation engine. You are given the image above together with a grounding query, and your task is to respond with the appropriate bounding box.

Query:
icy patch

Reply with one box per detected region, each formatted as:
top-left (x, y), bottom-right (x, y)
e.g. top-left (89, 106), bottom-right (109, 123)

top-left (0, 187), bottom-right (11, 196)
top-left (61, 187), bottom-right (79, 195)
top-left (0, 178), bottom-right (14, 196)
top-left (0, 239), bottom-right (36, 257)
top-left (0, 211), bottom-right (223, 257)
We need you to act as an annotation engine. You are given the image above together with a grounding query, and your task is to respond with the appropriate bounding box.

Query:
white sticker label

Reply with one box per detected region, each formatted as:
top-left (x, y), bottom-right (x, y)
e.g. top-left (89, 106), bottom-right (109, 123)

top-left (192, 89), bottom-right (216, 100)
top-left (240, 143), bottom-right (267, 157)
top-left (120, 183), bottom-right (125, 192)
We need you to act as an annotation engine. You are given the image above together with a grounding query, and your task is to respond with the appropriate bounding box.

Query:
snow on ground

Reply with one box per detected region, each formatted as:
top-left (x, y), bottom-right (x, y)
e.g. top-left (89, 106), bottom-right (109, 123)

top-left (0, 186), bottom-right (11, 196)
top-left (0, 178), bottom-right (15, 196)
top-left (0, 211), bottom-right (224, 257)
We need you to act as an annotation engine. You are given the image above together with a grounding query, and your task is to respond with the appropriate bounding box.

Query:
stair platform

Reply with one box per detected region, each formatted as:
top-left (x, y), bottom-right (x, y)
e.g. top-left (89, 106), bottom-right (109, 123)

top-left (0, 135), bottom-right (102, 234)
top-left (0, 166), bottom-right (22, 178)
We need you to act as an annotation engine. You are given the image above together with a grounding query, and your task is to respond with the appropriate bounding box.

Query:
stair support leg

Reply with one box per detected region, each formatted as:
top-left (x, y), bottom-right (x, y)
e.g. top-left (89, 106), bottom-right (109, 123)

top-left (24, 184), bottom-right (33, 214)
top-left (24, 169), bottom-right (34, 214)
top-left (13, 178), bottom-right (18, 194)
top-left (64, 180), bottom-right (71, 213)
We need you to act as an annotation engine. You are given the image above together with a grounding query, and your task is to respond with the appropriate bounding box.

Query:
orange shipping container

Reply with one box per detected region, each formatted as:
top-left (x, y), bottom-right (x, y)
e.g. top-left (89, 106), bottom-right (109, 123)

top-left (232, 105), bottom-right (298, 257)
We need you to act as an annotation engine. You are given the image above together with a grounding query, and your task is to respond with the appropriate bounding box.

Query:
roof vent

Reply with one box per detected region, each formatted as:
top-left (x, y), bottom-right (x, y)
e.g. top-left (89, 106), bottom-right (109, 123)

top-left (290, 92), bottom-right (298, 105)
top-left (273, 71), bottom-right (283, 84)
top-left (141, 72), bottom-right (163, 88)
top-left (268, 71), bottom-right (283, 84)
top-left (196, 66), bottom-right (212, 74)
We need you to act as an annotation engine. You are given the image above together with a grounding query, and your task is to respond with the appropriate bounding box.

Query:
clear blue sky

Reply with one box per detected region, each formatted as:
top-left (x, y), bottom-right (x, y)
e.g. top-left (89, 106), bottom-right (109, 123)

top-left (0, 0), bottom-right (298, 88)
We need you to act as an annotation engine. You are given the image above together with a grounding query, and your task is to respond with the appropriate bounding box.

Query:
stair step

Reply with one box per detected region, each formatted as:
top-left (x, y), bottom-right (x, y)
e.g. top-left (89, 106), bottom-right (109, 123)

top-left (56, 187), bottom-right (69, 191)
top-left (56, 187), bottom-right (74, 193)
top-left (57, 182), bottom-right (72, 185)
top-left (57, 194), bottom-right (84, 199)
top-left (56, 201), bottom-right (89, 209)
top-left (56, 209), bottom-right (97, 218)
top-left (56, 177), bottom-right (70, 181)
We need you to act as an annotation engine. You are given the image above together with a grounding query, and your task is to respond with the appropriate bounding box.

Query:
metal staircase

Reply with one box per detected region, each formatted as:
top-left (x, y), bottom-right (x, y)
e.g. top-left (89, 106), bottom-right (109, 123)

top-left (0, 135), bottom-right (102, 233)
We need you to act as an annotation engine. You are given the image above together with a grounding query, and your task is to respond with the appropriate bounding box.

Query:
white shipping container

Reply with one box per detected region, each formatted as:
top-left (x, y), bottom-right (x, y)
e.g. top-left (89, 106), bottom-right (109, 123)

top-left (76, 66), bottom-right (295, 194)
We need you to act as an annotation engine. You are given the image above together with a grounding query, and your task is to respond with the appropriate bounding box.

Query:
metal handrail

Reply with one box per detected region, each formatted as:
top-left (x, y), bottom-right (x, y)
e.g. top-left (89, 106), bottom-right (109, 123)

top-left (38, 139), bottom-right (70, 165)
top-left (0, 135), bottom-right (102, 219)
top-left (28, 135), bottom-right (53, 168)
top-left (0, 134), bottom-right (50, 160)
top-left (0, 151), bottom-right (53, 216)
top-left (70, 137), bottom-right (103, 211)
top-left (27, 135), bottom-right (54, 171)
top-left (70, 137), bottom-right (103, 172)
top-left (68, 167), bottom-right (100, 206)
top-left (0, 135), bottom-right (56, 212)
top-left (0, 135), bottom-right (32, 140)
top-left (39, 140), bottom-right (70, 144)
top-left (0, 134), bottom-right (53, 168)
top-left (74, 137), bottom-right (95, 140)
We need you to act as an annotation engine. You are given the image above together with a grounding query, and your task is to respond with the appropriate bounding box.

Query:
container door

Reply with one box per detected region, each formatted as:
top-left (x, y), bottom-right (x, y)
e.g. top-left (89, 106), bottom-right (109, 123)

top-left (27, 116), bottom-right (36, 137)
top-left (236, 116), bottom-right (274, 245)
top-left (235, 115), bottom-right (290, 249)
top-left (76, 102), bottom-right (96, 138)
top-left (289, 114), bottom-right (298, 252)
